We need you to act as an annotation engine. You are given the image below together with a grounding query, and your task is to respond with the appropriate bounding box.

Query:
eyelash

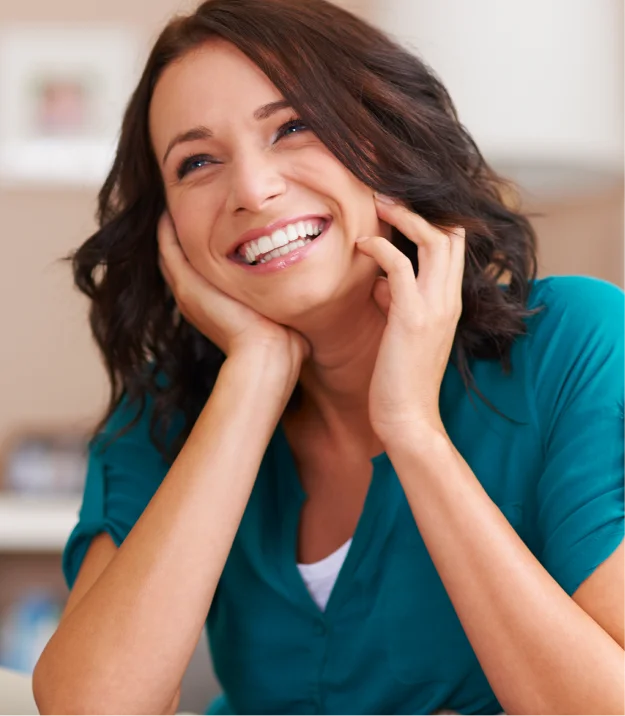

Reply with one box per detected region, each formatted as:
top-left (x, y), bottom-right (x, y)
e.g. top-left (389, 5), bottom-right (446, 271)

top-left (276, 118), bottom-right (308, 140)
top-left (175, 117), bottom-right (309, 179)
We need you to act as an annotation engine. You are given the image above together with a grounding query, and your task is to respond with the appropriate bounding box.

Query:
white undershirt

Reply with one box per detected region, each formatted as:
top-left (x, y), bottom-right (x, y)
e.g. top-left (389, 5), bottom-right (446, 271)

top-left (296, 538), bottom-right (353, 611)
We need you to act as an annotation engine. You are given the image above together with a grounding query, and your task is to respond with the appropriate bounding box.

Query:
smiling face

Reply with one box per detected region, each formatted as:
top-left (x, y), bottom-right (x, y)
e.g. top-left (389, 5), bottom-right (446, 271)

top-left (149, 39), bottom-right (387, 326)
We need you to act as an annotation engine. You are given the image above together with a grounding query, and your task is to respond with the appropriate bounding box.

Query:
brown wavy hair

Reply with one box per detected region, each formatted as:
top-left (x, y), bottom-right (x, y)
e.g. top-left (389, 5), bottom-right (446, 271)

top-left (73, 0), bottom-right (540, 461)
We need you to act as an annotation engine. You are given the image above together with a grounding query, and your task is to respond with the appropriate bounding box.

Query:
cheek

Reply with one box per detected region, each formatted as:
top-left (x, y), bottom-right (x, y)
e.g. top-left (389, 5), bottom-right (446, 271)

top-left (287, 146), bottom-right (349, 192)
top-left (290, 160), bottom-right (377, 232)
top-left (341, 185), bottom-right (381, 240)
top-left (169, 193), bottom-right (219, 266)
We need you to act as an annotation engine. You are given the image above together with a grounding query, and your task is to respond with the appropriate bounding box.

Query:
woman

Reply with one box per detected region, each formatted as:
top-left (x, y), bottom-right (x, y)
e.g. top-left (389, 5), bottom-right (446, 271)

top-left (33, 0), bottom-right (624, 713)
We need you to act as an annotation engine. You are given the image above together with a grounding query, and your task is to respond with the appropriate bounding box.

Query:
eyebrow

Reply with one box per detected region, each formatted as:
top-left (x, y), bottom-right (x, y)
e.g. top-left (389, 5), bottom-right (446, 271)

top-left (161, 99), bottom-right (293, 165)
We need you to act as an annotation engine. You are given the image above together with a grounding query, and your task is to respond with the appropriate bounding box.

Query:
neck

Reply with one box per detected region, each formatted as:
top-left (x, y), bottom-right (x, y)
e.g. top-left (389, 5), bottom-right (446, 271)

top-left (288, 290), bottom-right (386, 458)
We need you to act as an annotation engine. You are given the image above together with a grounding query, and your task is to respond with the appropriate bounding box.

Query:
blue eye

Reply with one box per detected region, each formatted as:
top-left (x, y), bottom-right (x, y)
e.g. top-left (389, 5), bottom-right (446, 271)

top-left (276, 118), bottom-right (309, 141)
top-left (176, 155), bottom-right (216, 179)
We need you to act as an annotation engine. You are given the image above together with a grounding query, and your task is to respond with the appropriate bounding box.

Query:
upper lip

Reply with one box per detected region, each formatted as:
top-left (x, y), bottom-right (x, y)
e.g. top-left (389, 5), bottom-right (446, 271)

top-left (229, 214), bottom-right (331, 255)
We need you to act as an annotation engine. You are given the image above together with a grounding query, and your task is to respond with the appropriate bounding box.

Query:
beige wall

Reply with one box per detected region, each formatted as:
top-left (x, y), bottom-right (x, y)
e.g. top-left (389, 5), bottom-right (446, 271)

top-left (529, 182), bottom-right (623, 286)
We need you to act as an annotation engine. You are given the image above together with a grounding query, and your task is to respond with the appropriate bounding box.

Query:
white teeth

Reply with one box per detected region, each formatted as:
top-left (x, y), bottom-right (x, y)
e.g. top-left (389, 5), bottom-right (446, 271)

top-left (258, 236), bottom-right (273, 254)
top-left (258, 237), bottom-right (312, 264)
top-left (272, 229), bottom-right (288, 247)
top-left (239, 219), bottom-right (326, 264)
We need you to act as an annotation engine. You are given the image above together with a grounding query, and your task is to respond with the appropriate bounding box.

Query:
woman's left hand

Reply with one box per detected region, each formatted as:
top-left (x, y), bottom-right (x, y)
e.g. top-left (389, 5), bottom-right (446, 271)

top-left (355, 194), bottom-right (465, 446)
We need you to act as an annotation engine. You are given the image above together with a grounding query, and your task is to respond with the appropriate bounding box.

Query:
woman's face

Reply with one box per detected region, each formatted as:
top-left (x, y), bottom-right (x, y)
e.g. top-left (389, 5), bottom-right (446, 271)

top-left (150, 40), bottom-right (388, 325)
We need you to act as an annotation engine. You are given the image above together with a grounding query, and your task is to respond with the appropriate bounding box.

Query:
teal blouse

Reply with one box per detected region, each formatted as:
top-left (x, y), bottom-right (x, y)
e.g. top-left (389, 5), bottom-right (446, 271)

top-left (63, 276), bottom-right (624, 715)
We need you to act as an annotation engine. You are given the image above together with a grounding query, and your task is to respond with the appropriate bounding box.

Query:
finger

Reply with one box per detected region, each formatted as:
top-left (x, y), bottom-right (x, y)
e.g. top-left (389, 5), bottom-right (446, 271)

top-left (374, 194), bottom-right (451, 253)
top-left (157, 213), bottom-right (216, 306)
top-left (159, 256), bottom-right (173, 289)
top-left (448, 227), bottom-right (465, 307)
top-left (355, 236), bottom-right (416, 308)
top-left (157, 212), bottom-right (190, 286)
top-left (374, 195), bottom-right (454, 298)
top-left (372, 276), bottom-right (391, 317)
top-left (157, 212), bottom-right (212, 306)
top-left (157, 211), bottom-right (178, 253)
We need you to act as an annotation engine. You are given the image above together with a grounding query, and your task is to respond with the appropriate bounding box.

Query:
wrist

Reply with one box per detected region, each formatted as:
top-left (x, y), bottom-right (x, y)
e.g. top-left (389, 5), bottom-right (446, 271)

top-left (225, 347), bottom-right (300, 402)
top-left (380, 419), bottom-right (449, 460)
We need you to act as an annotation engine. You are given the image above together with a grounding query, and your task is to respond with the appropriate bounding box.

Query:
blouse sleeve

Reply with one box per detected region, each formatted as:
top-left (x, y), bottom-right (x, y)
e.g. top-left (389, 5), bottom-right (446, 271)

top-left (62, 393), bottom-right (180, 590)
top-left (527, 276), bottom-right (624, 596)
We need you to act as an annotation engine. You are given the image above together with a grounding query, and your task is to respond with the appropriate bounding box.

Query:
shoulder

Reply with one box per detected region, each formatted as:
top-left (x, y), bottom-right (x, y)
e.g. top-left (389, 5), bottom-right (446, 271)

top-left (525, 275), bottom-right (623, 342)
top-left (518, 276), bottom-right (623, 430)
top-left (519, 275), bottom-right (623, 374)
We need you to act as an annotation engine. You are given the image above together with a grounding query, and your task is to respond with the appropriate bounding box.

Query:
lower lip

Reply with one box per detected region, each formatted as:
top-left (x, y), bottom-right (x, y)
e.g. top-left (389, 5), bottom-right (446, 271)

top-left (232, 220), bottom-right (332, 274)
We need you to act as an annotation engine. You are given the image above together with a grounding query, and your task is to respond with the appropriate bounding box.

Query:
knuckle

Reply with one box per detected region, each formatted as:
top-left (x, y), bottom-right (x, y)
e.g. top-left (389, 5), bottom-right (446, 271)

top-left (442, 300), bottom-right (462, 323)
top-left (413, 313), bottom-right (428, 330)
top-left (156, 225), bottom-right (168, 249)
top-left (451, 226), bottom-right (466, 241)
top-left (430, 308), bottom-right (446, 324)
top-left (157, 212), bottom-right (173, 236)
top-left (406, 317), bottom-right (426, 337)
top-left (431, 232), bottom-right (451, 250)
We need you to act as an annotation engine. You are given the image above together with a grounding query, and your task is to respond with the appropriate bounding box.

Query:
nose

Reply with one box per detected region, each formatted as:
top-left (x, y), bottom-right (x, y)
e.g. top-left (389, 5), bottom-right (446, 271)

top-left (226, 148), bottom-right (287, 215)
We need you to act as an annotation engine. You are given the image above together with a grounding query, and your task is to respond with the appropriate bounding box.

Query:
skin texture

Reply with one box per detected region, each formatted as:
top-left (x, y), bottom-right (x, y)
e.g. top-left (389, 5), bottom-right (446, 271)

top-left (34, 37), bottom-right (623, 715)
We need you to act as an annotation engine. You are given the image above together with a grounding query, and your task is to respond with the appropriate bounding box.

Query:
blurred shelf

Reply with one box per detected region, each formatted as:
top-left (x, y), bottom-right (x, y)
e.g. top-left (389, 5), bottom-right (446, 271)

top-left (0, 494), bottom-right (80, 553)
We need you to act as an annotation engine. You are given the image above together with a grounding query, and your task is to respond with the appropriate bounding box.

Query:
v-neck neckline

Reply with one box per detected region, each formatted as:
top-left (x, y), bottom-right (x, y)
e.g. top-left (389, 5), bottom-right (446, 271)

top-left (274, 420), bottom-right (392, 619)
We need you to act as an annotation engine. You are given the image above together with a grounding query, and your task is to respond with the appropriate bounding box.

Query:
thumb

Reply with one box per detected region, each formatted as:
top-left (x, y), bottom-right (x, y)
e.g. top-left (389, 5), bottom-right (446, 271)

top-left (372, 276), bottom-right (391, 316)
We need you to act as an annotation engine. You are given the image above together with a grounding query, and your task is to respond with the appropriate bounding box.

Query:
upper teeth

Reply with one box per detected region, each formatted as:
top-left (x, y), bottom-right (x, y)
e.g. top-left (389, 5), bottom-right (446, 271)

top-left (240, 220), bottom-right (325, 264)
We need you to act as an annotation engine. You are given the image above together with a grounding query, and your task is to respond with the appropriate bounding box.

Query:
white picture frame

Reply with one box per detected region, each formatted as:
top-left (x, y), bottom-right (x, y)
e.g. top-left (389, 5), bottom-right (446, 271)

top-left (0, 24), bottom-right (139, 187)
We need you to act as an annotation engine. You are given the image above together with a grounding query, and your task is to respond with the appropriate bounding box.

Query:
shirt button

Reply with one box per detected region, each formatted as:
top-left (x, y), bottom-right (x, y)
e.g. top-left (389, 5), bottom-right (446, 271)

top-left (314, 621), bottom-right (326, 636)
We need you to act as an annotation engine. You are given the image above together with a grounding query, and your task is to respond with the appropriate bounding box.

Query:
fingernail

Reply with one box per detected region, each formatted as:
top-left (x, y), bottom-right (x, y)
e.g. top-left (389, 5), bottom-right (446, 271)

top-left (355, 236), bottom-right (370, 243)
top-left (374, 192), bottom-right (395, 204)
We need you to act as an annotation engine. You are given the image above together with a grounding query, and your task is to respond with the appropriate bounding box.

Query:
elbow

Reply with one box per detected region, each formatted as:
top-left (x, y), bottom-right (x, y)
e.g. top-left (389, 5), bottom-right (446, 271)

top-left (165, 687), bottom-right (182, 715)
top-left (32, 652), bottom-right (94, 715)
top-left (32, 655), bottom-right (76, 715)
top-left (33, 656), bottom-right (181, 716)
top-left (32, 652), bottom-right (54, 714)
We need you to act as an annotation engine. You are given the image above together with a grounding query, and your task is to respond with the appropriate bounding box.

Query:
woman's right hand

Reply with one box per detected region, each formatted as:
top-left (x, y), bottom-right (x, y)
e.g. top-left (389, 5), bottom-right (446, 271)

top-left (157, 212), bottom-right (310, 381)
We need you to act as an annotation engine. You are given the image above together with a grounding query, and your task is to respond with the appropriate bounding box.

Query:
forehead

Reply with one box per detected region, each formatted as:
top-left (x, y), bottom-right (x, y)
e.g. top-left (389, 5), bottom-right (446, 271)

top-left (149, 40), bottom-right (283, 148)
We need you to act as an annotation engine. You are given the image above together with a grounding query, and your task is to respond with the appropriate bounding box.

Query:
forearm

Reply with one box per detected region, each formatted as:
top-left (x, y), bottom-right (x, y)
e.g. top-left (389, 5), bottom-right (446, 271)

top-left (388, 429), bottom-right (625, 715)
top-left (34, 350), bottom-right (291, 715)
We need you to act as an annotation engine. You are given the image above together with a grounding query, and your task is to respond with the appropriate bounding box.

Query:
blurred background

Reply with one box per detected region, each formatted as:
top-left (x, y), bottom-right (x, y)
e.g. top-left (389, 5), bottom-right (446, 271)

top-left (0, 0), bottom-right (622, 712)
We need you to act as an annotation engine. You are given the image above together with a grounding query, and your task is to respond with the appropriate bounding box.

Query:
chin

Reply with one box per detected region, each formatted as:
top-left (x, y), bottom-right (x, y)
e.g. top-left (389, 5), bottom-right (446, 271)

top-left (259, 276), bottom-right (374, 330)
top-left (259, 291), bottom-right (338, 326)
